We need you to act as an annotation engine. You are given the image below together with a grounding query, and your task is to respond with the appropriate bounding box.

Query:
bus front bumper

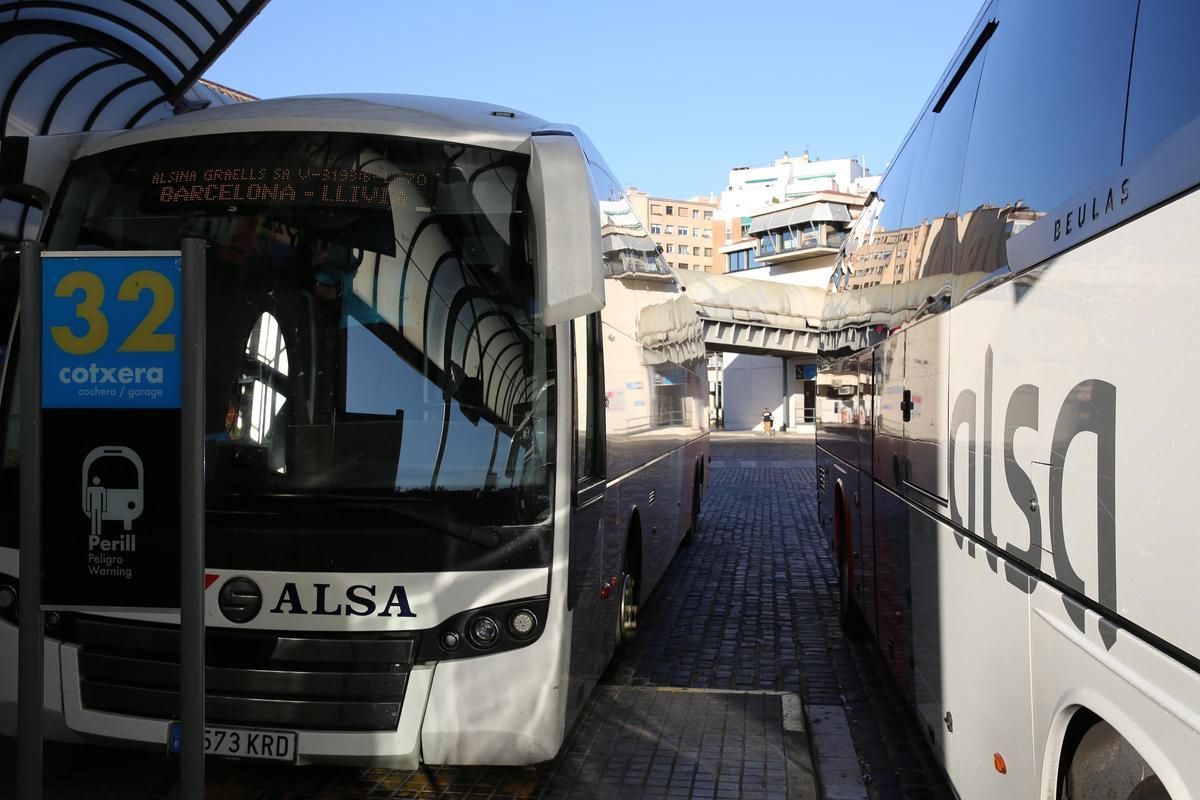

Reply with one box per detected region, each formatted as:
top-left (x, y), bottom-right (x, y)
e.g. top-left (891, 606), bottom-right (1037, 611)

top-left (0, 618), bottom-right (433, 768)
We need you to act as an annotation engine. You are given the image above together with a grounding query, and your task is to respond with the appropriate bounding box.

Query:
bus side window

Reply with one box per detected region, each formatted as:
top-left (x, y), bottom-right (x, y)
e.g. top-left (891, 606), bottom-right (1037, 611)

top-left (0, 247), bottom-right (20, 551)
top-left (957, 0), bottom-right (1135, 224)
top-left (0, 361), bottom-right (16, 550)
top-left (573, 312), bottom-right (605, 484)
top-left (1124, 1), bottom-right (1200, 164)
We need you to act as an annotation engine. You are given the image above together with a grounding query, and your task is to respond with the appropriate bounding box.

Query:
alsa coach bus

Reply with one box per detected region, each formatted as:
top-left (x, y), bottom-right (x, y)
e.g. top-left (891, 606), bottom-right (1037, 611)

top-left (0, 94), bottom-right (708, 766)
top-left (818, 2), bottom-right (1200, 798)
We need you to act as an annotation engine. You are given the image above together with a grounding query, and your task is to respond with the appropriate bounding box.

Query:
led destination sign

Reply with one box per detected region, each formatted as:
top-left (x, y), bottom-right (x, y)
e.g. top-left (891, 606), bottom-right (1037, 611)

top-left (146, 165), bottom-right (431, 210)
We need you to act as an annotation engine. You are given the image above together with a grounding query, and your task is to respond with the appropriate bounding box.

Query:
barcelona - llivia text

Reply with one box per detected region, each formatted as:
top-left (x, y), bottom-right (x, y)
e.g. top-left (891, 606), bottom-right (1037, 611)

top-left (146, 165), bottom-right (430, 210)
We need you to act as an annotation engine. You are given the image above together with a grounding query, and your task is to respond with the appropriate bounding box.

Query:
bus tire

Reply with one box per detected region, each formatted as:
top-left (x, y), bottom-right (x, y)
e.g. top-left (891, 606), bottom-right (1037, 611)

top-left (1060, 714), bottom-right (1165, 800)
top-left (835, 488), bottom-right (866, 639)
top-left (682, 465), bottom-right (702, 547)
top-left (837, 545), bottom-right (866, 639)
top-left (616, 548), bottom-right (638, 647)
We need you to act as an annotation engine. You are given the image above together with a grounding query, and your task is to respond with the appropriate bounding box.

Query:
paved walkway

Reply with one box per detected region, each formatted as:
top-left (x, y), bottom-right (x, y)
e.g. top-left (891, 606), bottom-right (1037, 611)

top-left (608, 435), bottom-right (951, 800)
top-left (0, 433), bottom-right (952, 799)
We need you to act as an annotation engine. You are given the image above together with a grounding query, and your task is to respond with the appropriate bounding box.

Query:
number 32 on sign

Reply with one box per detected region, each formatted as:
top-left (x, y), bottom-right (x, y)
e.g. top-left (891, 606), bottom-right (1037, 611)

top-left (42, 252), bottom-right (182, 410)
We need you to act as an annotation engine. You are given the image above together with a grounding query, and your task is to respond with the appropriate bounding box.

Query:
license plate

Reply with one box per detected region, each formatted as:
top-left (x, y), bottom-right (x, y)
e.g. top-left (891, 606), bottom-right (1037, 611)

top-left (169, 722), bottom-right (297, 762)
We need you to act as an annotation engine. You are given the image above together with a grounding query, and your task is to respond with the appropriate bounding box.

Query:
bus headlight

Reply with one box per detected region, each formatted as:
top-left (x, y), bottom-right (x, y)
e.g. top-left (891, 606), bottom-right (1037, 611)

top-left (468, 615), bottom-right (500, 648)
top-left (508, 609), bottom-right (537, 639)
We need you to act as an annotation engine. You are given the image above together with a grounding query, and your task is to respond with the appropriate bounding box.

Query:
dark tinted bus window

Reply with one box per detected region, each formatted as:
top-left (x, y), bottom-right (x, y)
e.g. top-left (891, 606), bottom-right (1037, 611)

top-left (898, 115), bottom-right (935, 230)
top-left (876, 133), bottom-right (918, 233)
top-left (958, 0), bottom-right (1136, 220)
top-left (903, 53), bottom-right (984, 232)
top-left (1124, 1), bottom-right (1200, 163)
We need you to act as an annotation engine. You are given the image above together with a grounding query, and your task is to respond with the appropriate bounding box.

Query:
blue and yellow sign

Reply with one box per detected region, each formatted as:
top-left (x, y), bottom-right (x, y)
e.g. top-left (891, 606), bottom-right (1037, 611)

top-left (42, 252), bottom-right (182, 409)
top-left (40, 251), bottom-right (185, 608)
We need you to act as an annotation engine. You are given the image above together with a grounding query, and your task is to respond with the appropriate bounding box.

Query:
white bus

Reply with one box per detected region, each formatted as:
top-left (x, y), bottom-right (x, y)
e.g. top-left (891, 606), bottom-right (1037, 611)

top-left (818, 2), bottom-right (1200, 798)
top-left (0, 94), bottom-right (709, 766)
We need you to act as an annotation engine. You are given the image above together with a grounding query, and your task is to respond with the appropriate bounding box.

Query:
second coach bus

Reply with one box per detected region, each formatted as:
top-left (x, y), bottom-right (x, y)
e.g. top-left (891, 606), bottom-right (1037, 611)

top-left (0, 93), bottom-right (708, 766)
top-left (818, 2), bottom-right (1200, 798)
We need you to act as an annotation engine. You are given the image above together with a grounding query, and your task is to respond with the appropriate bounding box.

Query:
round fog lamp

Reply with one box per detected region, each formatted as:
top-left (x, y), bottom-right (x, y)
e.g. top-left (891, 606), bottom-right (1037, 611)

top-left (508, 609), bottom-right (537, 639)
top-left (468, 616), bottom-right (500, 648)
top-left (0, 585), bottom-right (15, 612)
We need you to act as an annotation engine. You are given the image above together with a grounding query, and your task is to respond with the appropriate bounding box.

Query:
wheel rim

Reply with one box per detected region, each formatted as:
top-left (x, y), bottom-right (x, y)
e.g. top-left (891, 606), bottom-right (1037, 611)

top-left (839, 555), bottom-right (850, 615)
top-left (619, 573), bottom-right (637, 640)
top-left (691, 483), bottom-right (701, 534)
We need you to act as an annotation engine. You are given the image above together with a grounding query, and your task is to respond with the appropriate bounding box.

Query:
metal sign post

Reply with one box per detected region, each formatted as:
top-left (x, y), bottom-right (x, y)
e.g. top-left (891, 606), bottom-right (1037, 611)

top-left (22, 241), bottom-right (206, 797)
top-left (179, 237), bottom-right (206, 799)
top-left (17, 240), bottom-right (44, 800)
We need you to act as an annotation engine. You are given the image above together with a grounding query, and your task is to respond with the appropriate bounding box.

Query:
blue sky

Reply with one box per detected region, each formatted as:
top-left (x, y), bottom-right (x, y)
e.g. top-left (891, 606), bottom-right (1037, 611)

top-left (207, 1), bottom-right (982, 199)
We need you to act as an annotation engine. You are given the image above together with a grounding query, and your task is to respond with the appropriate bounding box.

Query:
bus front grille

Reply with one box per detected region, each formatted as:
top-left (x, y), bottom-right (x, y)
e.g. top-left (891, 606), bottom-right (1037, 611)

top-left (67, 616), bottom-right (413, 732)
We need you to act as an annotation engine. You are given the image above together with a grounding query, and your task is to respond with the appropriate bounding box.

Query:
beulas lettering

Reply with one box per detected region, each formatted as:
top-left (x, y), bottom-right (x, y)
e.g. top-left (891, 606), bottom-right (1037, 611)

top-left (269, 582), bottom-right (417, 617)
top-left (1053, 178), bottom-right (1129, 242)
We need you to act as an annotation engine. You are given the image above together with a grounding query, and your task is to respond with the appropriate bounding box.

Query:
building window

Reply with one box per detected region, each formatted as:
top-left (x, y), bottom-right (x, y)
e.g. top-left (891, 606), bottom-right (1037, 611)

top-left (651, 204), bottom-right (662, 215)
top-left (692, 246), bottom-right (701, 256)
top-left (692, 209), bottom-right (700, 219)
top-left (726, 250), bottom-right (759, 272)
top-left (665, 205), bottom-right (674, 215)
top-left (678, 262), bottom-right (688, 269)
top-left (677, 207), bottom-right (688, 218)
top-left (650, 223), bottom-right (662, 235)
top-left (665, 244), bottom-right (674, 253)
top-left (678, 226), bottom-right (688, 237)
top-left (759, 233), bottom-right (777, 256)
top-left (667, 261), bottom-right (674, 268)
top-left (704, 210), bottom-right (713, 220)
top-left (781, 228), bottom-right (797, 250)
top-left (704, 248), bottom-right (712, 257)
top-left (665, 225), bottom-right (673, 235)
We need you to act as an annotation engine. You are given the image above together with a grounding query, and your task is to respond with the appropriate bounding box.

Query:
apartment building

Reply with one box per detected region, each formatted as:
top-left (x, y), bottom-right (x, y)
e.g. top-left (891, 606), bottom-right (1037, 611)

top-left (626, 188), bottom-right (722, 273)
top-left (719, 152), bottom-right (880, 222)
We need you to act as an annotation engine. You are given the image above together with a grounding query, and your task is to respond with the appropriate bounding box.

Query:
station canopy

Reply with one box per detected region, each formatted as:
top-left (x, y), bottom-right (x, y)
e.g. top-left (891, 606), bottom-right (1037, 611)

top-left (0, 0), bottom-right (268, 137)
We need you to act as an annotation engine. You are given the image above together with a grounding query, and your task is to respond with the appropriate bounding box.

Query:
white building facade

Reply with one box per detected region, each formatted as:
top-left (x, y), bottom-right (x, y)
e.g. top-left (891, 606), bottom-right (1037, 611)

top-left (716, 174), bottom-right (873, 434)
top-left (718, 152), bottom-right (878, 225)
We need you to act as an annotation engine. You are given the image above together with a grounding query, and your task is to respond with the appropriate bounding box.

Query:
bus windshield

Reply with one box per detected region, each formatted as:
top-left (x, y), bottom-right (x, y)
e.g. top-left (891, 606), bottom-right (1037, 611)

top-left (47, 131), bottom-right (555, 562)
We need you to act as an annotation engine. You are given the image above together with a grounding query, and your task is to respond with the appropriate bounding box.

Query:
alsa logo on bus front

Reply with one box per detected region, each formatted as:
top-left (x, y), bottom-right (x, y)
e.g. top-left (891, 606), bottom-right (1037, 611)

top-left (270, 582), bottom-right (417, 617)
top-left (209, 576), bottom-right (416, 619)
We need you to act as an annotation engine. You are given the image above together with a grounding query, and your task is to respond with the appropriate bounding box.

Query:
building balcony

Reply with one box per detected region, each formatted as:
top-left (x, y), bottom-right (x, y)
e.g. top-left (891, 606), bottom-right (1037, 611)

top-left (754, 228), bottom-right (847, 265)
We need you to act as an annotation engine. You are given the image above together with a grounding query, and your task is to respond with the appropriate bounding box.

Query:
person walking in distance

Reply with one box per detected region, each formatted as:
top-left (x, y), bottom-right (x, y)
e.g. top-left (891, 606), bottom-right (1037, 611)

top-left (762, 407), bottom-right (774, 436)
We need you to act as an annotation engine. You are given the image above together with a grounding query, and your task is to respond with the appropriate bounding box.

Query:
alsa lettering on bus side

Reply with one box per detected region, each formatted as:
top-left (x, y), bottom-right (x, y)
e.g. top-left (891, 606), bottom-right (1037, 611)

top-left (269, 582), bottom-right (417, 617)
top-left (947, 347), bottom-right (1116, 649)
top-left (1053, 178), bottom-right (1129, 242)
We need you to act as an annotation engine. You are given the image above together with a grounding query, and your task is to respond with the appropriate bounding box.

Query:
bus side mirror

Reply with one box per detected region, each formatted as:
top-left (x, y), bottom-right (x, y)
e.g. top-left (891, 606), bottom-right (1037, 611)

top-left (527, 132), bottom-right (604, 328)
top-left (0, 132), bottom-right (108, 209)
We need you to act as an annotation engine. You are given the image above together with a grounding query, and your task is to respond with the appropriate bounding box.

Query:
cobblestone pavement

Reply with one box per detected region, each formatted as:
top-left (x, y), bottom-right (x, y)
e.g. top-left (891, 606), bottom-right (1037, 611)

top-left (609, 434), bottom-right (953, 800)
top-left (0, 433), bottom-right (952, 799)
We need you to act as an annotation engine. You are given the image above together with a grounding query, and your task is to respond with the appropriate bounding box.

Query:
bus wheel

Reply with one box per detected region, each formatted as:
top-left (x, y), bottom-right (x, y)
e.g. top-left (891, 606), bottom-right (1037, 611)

top-left (837, 543), bottom-right (866, 639)
top-left (1061, 715), bottom-right (1166, 800)
top-left (616, 553), bottom-right (638, 646)
top-left (682, 470), bottom-right (702, 547)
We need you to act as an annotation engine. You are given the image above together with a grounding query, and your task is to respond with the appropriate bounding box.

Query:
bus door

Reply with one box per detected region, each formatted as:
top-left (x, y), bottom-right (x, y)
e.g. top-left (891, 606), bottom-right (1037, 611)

top-left (566, 313), bottom-right (608, 710)
top-left (854, 350), bottom-right (876, 637)
top-left (872, 330), bottom-right (913, 697)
